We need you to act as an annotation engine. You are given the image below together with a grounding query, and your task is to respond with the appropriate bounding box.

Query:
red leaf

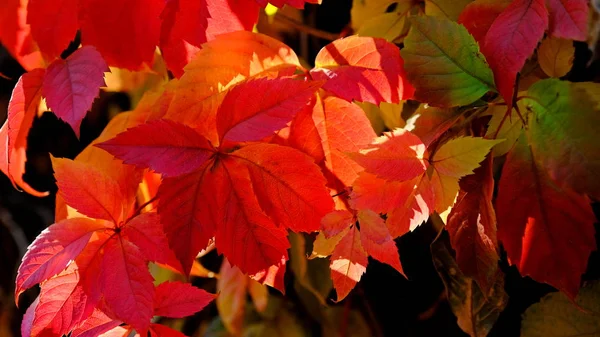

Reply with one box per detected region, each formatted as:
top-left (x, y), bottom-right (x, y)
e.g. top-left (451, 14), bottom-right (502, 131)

top-left (27, 0), bottom-right (78, 59)
top-left (310, 36), bottom-right (414, 105)
top-left (0, 68), bottom-right (47, 196)
top-left (15, 218), bottom-right (107, 302)
top-left (357, 210), bottom-right (403, 275)
top-left (122, 212), bottom-right (183, 273)
top-left (217, 78), bottom-right (321, 143)
top-left (212, 157), bottom-right (290, 275)
top-left (228, 143), bottom-right (334, 233)
top-left (250, 257), bottom-right (286, 292)
top-left (42, 46), bottom-right (108, 136)
top-left (158, 168), bottom-right (216, 275)
top-left (150, 324), bottom-right (187, 337)
top-left (0, 0), bottom-right (44, 70)
top-left (547, 0), bottom-right (588, 41)
top-left (154, 281), bottom-right (215, 318)
top-left (348, 129), bottom-right (427, 182)
top-left (71, 309), bottom-right (121, 337)
top-left (482, 0), bottom-right (548, 107)
top-left (458, 0), bottom-right (511, 45)
top-left (160, 0), bottom-right (259, 77)
top-left (31, 267), bottom-right (93, 337)
top-left (97, 119), bottom-right (215, 177)
top-left (496, 134), bottom-right (596, 299)
top-left (288, 94), bottom-right (377, 188)
top-left (256, 0), bottom-right (319, 9)
top-left (79, 0), bottom-right (163, 69)
top-left (321, 210), bottom-right (354, 238)
top-left (52, 157), bottom-right (125, 223)
top-left (21, 296), bottom-right (38, 337)
top-left (100, 237), bottom-right (155, 333)
top-left (330, 226), bottom-right (368, 301)
top-left (446, 155), bottom-right (499, 293)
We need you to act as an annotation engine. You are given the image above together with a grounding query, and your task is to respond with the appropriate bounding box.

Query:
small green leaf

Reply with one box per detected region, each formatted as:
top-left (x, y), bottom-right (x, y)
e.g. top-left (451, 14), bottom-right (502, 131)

top-left (401, 15), bottom-right (495, 107)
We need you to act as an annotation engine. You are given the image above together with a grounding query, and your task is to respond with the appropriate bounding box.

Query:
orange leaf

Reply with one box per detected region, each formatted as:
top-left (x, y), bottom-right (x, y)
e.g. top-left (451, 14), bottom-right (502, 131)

top-left (330, 226), bottom-right (367, 302)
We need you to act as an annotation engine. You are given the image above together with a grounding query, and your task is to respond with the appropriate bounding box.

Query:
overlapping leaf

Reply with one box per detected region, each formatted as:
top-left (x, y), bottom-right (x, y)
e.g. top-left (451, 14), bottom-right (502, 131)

top-left (401, 15), bottom-right (495, 107)
top-left (458, 0), bottom-right (511, 44)
top-left (0, 0), bottom-right (44, 70)
top-left (547, 0), bottom-right (588, 41)
top-left (27, 0), bottom-right (78, 60)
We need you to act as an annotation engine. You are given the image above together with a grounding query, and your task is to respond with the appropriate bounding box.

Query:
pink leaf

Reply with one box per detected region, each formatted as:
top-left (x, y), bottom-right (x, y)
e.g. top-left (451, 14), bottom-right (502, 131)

top-left (547, 0), bottom-right (588, 41)
top-left (42, 46), bottom-right (108, 137)
top-left (154, 281), bottom-right (215, 318)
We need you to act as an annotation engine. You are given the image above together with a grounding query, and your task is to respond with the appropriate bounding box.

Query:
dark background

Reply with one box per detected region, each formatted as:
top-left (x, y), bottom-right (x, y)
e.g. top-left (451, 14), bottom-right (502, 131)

top-left (1, 1), bottom-right (599, 336)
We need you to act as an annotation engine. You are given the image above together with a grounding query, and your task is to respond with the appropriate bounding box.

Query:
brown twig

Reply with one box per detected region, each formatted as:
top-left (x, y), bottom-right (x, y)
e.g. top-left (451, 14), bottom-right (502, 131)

top-left (274, 13), bottom-right (340, 41)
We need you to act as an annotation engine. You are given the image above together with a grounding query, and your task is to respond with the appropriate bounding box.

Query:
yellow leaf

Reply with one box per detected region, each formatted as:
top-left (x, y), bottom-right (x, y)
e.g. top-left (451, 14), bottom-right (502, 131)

top-left (425, 0), bottom-right (473, 21)
top-left (431, 137), bottom-right (503, 177)
top-left (357, 11), bottom-right (410, 41)
top-left (485, 101), bottom-right (525, 156)
top-left (537, 37), bottom-right (574, 78)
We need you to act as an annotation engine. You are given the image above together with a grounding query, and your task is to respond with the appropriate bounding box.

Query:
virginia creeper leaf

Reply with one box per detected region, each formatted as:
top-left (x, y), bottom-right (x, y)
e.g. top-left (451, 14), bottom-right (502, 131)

top-left (547, 0), bottom-right (588, 41)
top-left (401, 16), bottom-right (495, 107)
top-left (122, 212), bottom-right (182, 272)
top-left (42, 46), bottom-right (108, 136)
top-left (159, 0), bottom-right (260, 77)
top-left (216, 259), bottom-right (248, 335)
top-left (357, 210), bottom-right (403, 275)
top-left (521, 281), bottom-right (600, 336)
top-left (21, 296), bottom-right (38, 337)
top-left (100, 237), bottom-right (155, 333)
top-left (228, 143), bottom-right (334, 233)
top-left (431, 136), bottom-right (502, 178)
top-left (524, 79), bottom-right (600, 198)
top-left (71, 309), bottom-right (121, 337)
top-left (484, 102), bottom-right (524, 156)
top-left (154, 281), bottom-right (215, 318)
top-left (446, 155), bottom-right (499, 292)
top-left (310, 36), bottom-right (415, 104)
top-left (0, 0), bottom-right (44, 70)
top-left (164, 31), bottom-right (302, 144)
top-left (0, 68), bottom-right (47, 196)
top-left (97, 119), bottom-right (214, 177)
top-left (321, 210), bottom-right (354, 239)
top-left (217, 78), bottom-right (322, 143)
top-left (288, 94), bottom-right (377, 188)
top-left (79, 0), bottom-right (163, 69)
top-left (27, 0), bottom-right (78, 59)
top-left (537, 37), bottom-right (574, 78)
top-left (482, 0), bottom-right (548, 106)
top-left (330, 226), bottom-right (368, 301)
top-left (458, 0), bottom-right (511, 45)
top-left (497, 134), bottom-right (596, 299)
top-left (31, 267), bottom-right (92, 337)
top-left (385, 173), bottom-right (435, 236)
top-left (52, 157), bottom-right (125, 223)
top-left (349, 128), bottom-right (427, 182)
top-left (15, 218), bottom-right (107, 302)
top-left (425, 0), bottom-right (472, 21)
top-left (150, 324), bottom-right (187, 337)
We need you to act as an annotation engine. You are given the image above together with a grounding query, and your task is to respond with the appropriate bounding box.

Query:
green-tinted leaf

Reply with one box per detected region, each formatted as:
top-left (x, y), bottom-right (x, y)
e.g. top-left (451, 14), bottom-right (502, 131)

top-left (432, 231), bottom-right (507, 337)
top-left (401, 16), bottom-right (495, 107)
top-left (425, 0), bottom-right (473, 21)
top-left (521, 282), bottom-right (600, 337)
top-left (357, 11), bottom-right (409, 42)
top-left (524, 79), bottom-right (600, 198)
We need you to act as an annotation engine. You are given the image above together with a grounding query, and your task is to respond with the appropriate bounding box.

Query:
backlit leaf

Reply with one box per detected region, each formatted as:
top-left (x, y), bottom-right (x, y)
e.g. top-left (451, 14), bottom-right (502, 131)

top-left (357, 210), bottom-right (403, 274)
top-left (330, 226), bottom-right (367, 301)
top-left (0, 0), bottom-right (44, 70)
top-left (42, 46), bottom-right (108, 136)
top-left (27, 0), bottom-right (78, 60)
top-left (311, 36), bottom-right (415, 104)
top-left (402, 15), bottom-right (495, 107)
top-left (154, 281), bottom-right (215, 318)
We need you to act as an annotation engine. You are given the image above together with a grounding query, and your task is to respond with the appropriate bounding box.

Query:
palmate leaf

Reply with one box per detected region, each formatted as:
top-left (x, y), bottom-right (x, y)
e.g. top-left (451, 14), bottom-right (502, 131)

top-left (497, 134), bottom-right (596, 299)
top-left (401, 15), bottom-right (495, 107)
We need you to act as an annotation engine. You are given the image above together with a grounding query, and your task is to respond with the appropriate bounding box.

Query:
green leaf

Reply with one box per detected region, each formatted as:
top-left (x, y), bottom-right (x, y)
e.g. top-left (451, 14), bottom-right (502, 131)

top-left (524, 79), bottom-right (600, 198)
top-left (401, 15), bottom-right (495, 107)
top-left (521, 281), bottom-right (600, 337)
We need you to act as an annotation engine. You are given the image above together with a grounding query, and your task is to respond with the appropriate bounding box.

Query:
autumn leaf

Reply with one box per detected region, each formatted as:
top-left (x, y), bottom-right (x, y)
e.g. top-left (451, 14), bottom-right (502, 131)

top-left (401, 15), bottom-right (496, 107)
top-left (79, 0), bottom-right (163, 70)
top-left (217, 260), bottom-right (250, 335)
top-left (446, 155), bottom-right (499, 292)
top-left (154, 281), bottom-right (215, 318)
top-left (524, 79), bottom-right (600, 199)
top-left (330, 226), bottom-right (368, 301)
top-left (482, 0), bottom-right (548, 107)
top-left (546, 0), bottom-right (588, 41)
top-left (149, 324), bottom-right (187, 337)
top-left (458, 0), bottom-right (511, 45)
top-left (537, 37), bottom-right (574, 78)
top-left (521, 281), bottom-right (600, 336)
top-left (357, 209), bottom-right (403, 275)
top-left (42, 46), bottom-right (108, 137)
top-left (27, 0), bottom-right (78, 60)
top-left (70, 309), bottom-right (122, 337)
top-left (0, 68), bottom-right (47, 196)
top-left (484, 102), bottom-right (524, 156)
top-left (310, 36), bottom-right (415, 104)
top-left (497, 133), bottom-right (596, 299)
top-left (159, 0), bottom-right (260, 77)
top-left (0, 0), bottom-right (44, 70)
top-left (256, 0), bottom-right (319, 9)
top-left (425, 0), bottom-right (472, 21)
top-left (349, 128), bottom-right (427, 182)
